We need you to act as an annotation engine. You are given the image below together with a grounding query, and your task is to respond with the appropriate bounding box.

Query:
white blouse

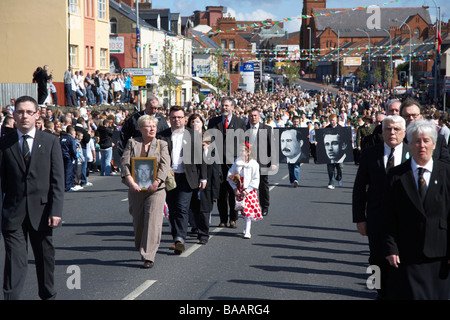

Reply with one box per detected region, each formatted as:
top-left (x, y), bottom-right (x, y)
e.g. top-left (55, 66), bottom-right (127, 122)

top-left (227, 158), bottom-right (260, 192)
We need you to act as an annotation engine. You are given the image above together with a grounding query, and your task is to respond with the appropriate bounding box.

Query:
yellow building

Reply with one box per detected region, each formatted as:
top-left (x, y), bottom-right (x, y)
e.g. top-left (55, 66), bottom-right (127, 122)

top-left (0, 0), bottom-right (110, 105)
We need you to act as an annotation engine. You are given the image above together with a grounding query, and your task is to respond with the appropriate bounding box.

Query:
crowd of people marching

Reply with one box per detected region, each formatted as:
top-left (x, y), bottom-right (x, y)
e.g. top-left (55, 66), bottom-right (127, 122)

top-left (3, 65), bottom-right (450, 300)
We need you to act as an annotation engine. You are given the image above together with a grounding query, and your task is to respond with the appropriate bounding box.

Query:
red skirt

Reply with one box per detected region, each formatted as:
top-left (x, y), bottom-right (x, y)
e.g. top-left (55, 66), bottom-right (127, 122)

top-left (236, 178), bottom-right (263, 221)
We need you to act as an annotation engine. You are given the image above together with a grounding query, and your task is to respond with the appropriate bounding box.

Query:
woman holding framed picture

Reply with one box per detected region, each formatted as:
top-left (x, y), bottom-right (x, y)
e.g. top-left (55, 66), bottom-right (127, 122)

top-left (120, 115), bottom-right (171, 269)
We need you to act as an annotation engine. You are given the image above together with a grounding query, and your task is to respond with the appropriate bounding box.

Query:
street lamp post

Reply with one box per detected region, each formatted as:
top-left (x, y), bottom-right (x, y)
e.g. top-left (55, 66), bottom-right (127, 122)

top-left (393, 18), bottom-right (412, 89)
top-left (423, 1), bottom-right (441, 101)
top-left (356, 28), bottom-right (371, 84)
top-left (307, 27), bottom-right (311, 78)
top-left (337, 28), bottom-right (340, 85)
top-left (376, 28), bottom-right (393, 88)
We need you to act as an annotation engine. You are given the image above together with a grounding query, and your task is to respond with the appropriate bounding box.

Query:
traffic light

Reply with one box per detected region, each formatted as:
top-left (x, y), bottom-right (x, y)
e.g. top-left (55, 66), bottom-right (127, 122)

top-left (267, 79), bottom-right (273, 92)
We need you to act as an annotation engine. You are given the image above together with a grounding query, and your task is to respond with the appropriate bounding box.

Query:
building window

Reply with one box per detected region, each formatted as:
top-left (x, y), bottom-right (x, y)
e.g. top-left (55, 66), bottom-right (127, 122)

top-left (229, 40), bottom-right (235, 50)
top-left (90, 47), bottom-right (94, 67)
top-left (110, 18), bottom-right (118, 34)
top-left (85, 46), bottom-right (89, 67)
top-left (221, 40), bottom-right (227, 49)
top-left (70, 45), bottom-right (78, 67)
top-left (100, 48), bottom-right (108, 68)
top-left (85, 0), bottom-right (94, 17)
top-left (414, 28), bottom-right (420, 39)
top-left (98, 0), bottom-right (106, 20)
top-left (69, 0), bottom-right (79, 14)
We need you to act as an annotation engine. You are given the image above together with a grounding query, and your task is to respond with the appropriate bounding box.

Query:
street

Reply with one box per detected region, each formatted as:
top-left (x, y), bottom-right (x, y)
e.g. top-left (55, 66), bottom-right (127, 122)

top-left (0, 161), bottom-right (376, 302)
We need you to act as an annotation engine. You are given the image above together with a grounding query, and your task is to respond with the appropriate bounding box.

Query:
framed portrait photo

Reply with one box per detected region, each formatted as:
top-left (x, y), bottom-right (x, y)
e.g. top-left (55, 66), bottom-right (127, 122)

top-left (131, 157), bottom-right (157, 191)
top-left (277, 127), bottom-right (310, 164)
top-left (315, 127), bottom-right (354, 164)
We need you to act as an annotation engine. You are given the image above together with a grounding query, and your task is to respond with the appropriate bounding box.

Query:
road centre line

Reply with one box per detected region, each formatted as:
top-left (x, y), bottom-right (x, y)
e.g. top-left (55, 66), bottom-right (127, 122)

top-left (122, 280), bottom-right (157, 300)
top-left (180, 226), bottom-right (222, 257)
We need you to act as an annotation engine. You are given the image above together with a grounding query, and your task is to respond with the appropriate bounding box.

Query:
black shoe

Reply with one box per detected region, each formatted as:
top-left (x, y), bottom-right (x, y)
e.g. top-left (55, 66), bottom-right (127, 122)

top-left (198, 239), bottom-right (208, 245)
top-left (141, 260), bottom-right (154, 269)
top-left (262, 209), bottom-right (268, 216)
top-left (174, 242), bottom-right (185, 255)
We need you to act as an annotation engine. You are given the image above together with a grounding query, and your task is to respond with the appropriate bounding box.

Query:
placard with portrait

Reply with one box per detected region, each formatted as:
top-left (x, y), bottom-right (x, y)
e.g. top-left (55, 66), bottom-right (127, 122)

top-left (131, 157), bottom-right (157, 190)
top-left (315, 127), bottom-right (354, 164)
top-left (277, 127), bottom-right (310, 164)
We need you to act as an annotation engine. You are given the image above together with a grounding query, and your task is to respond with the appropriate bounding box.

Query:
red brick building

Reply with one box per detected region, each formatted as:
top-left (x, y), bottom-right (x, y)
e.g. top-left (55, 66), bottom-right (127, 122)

top-left (209, 17), bottom-right (258, 92)
top-left (299, 0), bottom-right (440, 86)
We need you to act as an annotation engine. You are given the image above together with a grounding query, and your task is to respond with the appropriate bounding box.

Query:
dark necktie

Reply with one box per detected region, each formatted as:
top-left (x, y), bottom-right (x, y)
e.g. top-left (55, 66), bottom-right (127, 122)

top-left (386, 148), bottom-right (395, 172)
top-left (417, 167), bottom-right (427, 202)
top-left (224, 117), bottom-right (229, 130)
top-left (22, 134), bottom-right (31, 167)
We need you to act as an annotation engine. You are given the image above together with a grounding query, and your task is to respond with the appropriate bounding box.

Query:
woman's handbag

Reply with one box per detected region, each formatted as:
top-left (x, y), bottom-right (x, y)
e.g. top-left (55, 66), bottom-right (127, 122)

top-left (235, 198), bottom-right (245, 211)
top-left (165, 169), bottom-right (177, 191)
top-left (157, 139), bottom-right (177, 191)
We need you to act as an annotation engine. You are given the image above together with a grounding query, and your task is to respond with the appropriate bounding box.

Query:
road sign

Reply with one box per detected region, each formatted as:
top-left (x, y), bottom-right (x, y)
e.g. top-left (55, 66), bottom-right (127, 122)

top-left (122, 68), bottom-right (153, 76)
top-left (132, 76), bottom-right (146, 87)
top-left (445, 76), bottom-right (450, 93)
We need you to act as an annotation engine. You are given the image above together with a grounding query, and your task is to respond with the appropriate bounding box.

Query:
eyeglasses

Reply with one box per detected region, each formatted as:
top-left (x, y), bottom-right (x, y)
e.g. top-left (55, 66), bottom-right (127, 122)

top-left (15, 110), bottom-right (37, 117)
top-left (402, 113), bottom-right (420, 120)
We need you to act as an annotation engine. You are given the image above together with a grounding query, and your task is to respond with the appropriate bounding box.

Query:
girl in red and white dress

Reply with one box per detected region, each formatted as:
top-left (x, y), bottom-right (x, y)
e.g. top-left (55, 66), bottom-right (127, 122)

top-left (227, 142), bottom-right (262, 239)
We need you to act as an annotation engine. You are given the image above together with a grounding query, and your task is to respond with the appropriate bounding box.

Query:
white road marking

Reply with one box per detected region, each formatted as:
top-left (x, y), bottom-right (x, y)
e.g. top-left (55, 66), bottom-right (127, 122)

top-left (180, 227), bottom-right (222, 258)
top-left (121, 198), bottom-right (128, 202)
top-left (122, 280), bottom-right (157, 300)
top-left (269, 173), bottom-right (288, 191)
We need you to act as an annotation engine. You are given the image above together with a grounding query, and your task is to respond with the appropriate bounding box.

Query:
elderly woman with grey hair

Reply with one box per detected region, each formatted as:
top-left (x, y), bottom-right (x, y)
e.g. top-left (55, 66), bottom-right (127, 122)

top-left (120, 115), bottom-right (171, 269)
top-left (383, 119), bottom-right (450, 300)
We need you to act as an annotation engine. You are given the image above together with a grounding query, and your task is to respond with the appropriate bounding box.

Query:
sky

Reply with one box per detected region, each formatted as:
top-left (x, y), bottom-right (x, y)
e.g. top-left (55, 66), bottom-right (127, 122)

top-left (153, 0), bottom-right (448, 32)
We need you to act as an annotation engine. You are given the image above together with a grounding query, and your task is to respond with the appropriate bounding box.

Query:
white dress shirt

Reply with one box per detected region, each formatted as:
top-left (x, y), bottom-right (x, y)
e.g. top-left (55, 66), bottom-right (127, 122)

top-left (411, 157), bottom-right (433, 189)
top-left (249, 122), bottom-right (259, 146)
top-left (17, 127), bottom-right (36, 156)
top-left (171, 129), bottom-right (184, 173)
top-left (383, 143), bottom-right (403, 168)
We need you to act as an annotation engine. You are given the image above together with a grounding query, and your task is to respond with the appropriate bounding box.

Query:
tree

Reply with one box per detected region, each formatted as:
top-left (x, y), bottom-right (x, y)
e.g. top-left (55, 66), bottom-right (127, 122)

top-left (373, 67), bottom-right (382, 85)
top-left (158, 40), bottom-right (180, 107)
top-left (383, 63), bottom-right (394, 89)
top-left (283, 63), bottom-right (300, 87)
top-left (206, 48), bottom-right (230, 94)
top-left (356, 64), bottom-right (368, 85)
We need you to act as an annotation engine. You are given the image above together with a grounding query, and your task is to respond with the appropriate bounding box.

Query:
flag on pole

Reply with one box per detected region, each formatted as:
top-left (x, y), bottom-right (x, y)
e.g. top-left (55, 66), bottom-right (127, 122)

top-left (436, 27), bottom-right (442, 54)
top-left (136, 27), bottom-right (141, 52)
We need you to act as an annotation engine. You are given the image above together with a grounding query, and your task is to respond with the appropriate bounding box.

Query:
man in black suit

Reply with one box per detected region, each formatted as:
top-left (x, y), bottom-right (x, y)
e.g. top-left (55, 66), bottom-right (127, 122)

top-left (364, 99), bottom-right (401, 148)
top-left (0, 96), bottom-right (65, 300)
top-left (35, 65), bottom-right (53, 105)
top-left (352, 115), bottom-right (409, 299)
top-left (400, 97), bottom-right (450, 163)
top-left (158, 106), bottom-right (207, 254)
top-left (246, 108), bottom-right (275, 216)
top-left (207, 97), bottom-right (246, 228)
top-left (383, 119), bottom-right (450, 300)
top-left (118, 96), bottom-right (169, 156)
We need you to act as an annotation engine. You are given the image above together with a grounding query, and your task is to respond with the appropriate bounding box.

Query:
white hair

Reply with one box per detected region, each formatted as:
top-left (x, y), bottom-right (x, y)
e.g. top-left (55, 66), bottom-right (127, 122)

top-left (406, 119), bottom-right (437, 144)
top-left (382, 115), bottom-right (406, 131)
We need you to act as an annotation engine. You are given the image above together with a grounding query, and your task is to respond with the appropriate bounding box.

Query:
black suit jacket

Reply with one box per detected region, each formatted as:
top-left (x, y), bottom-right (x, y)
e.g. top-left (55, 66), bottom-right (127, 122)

top-left (0, 130), bottom-right (65, 231)
top-left (245, 122), bottom-right (274, 168)
top-left (353, 142), bottom-right (410, 239)
top-left (383, 159), bottom-right (450, 263)
top-left (157, 127), bottom-right (207, 190)
top-left (207, 115), bottom-right (246, 166)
